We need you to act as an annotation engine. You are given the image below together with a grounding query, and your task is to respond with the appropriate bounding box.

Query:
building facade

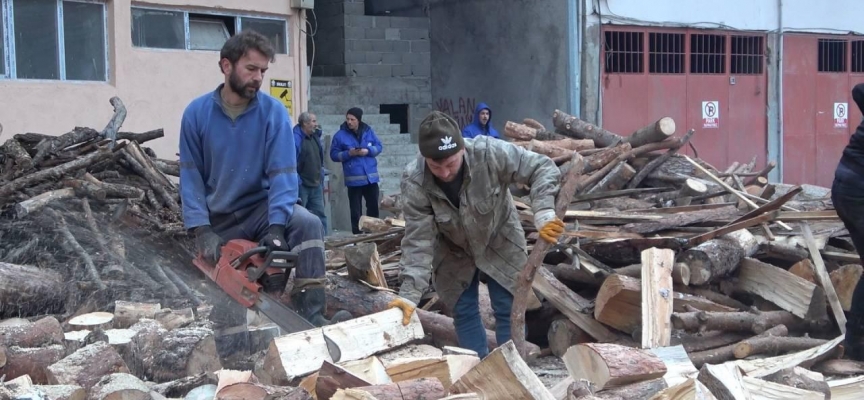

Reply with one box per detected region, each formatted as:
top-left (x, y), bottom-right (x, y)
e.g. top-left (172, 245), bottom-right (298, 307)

top-left (0, 0), bottom-right (309, 159)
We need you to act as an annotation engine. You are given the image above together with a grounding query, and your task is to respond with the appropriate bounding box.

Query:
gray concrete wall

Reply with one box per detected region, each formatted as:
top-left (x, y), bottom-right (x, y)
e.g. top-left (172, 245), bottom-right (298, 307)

top-left (429, 0), bottom-right (571, 132)
top-left (312, 0), bottom-right (431, 78)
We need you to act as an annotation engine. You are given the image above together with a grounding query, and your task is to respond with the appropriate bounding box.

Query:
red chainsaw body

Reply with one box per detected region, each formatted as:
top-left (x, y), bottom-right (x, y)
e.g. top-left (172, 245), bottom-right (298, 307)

top-left (191, 239), bottom-right (286, 308)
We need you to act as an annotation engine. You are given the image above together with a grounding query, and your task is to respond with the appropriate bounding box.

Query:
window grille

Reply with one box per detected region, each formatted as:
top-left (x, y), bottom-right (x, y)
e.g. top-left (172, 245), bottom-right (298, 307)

top-left (818, 39), bottom-right (847, 73)
top-left (731, 35), bottom-right (763, 75)
top-left (604, 31), bottom-right (644, 73)
top-left (648, 32), bottom-right (684, 74)
top-left (690, 34), bottom-right (726, 74)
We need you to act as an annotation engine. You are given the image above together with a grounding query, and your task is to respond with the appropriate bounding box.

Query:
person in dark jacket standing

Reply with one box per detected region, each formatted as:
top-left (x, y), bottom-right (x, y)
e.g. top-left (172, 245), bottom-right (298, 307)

top-left (461, 102), bottom-right (500, 139)
top-left (179, 30), bottom-right (348, 327)
top-left (329, 107), bottom-right (384, 234)
top-left (293, 111), bottom-right (328, 234)
top-left (834, 83), bottom-right (864, 360)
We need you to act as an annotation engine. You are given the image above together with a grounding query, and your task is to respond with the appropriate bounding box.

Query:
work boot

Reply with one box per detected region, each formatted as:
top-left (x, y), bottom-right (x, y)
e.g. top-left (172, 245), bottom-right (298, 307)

top-left (291, 283), bottom-right (352, 327)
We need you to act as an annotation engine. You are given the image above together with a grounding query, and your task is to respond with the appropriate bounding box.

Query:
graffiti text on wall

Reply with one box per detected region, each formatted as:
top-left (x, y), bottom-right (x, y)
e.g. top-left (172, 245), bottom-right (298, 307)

top-left (435, 97), bottom-right (476, 129)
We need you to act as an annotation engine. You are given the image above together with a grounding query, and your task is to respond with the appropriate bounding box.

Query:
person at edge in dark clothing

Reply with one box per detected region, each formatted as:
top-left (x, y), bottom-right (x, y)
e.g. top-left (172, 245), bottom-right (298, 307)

top-left (293, 111), bottom-right (328, 234)
top-left (461, 102), bottom-right (500, 139)
top-left (329, 107), bottom-right (384, 234)
top-left (834, 82), bottom-right (864, 360)
top-left (178, 30), bottom-right (349, 327)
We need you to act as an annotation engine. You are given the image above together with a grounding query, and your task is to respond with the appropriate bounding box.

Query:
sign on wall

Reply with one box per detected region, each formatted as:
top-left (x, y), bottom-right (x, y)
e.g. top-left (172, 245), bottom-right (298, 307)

top-left (270, 79), bottom-right (293, 116)
top-left (702, 101), bottom-right (719, 129)
top-left (835, 102), bottom-right (848, 129)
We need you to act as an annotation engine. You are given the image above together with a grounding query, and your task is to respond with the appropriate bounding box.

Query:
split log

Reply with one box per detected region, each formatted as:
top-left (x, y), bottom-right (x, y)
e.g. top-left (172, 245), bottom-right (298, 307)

top-left (730, 258), bottom-right (828, 321)
top-left (0, 263), bottom-right (66, 318)
top-left (764, 367), bottom-right (830, 398)
top-left (89, 373), bottom-right (151, 400)
top-left (28, 385), bottom-right (87, 400)
top-left (332, 378), bottom-right (445, 400)
top-left (149, 372), bottom-right (216, 398)
top-left (687, 325), bottom-right (789, 368)
top-left (0, 344), bottom-right (65, 383)
top-left (262, 308), bottom-right (423, 384)
top-left (741, 376), bottom-right (824, 400)
top-left (647, 378), bottom-right (716, 400)
top-left (553, 109), bottom-right (624, 147)
top-left (829, 375), bottom-right (864, 399)
top-left (359, 216), bottom-right (392, 233)
top-left (640, 248), bottom-right (674, 349)
top-left (697, 362), bottom-right (750, 400)
top-left (564, 343), bottom-right (667, 391)
top-left (802, 223), bottom-right (847, 334)
top-left (679, 229), bottom-right (759, 286)
top-left (153, 308), bottom-right (195, 330)
top-left (594, 274), bottom-right (642, 335)
top-left (46, 342), bottom-right (130, 390)
top-left (548, 319), bottom-right (593, 358)
top-left (585, 162), bottom-right (636, 194)
top-left (789, 258), bottom-right (817, 284)
top-left (0, 316), bottom-right (64, 347)
top-left (830, 264), bottom-right (863, 311)
top-left (451, 341), bottom-right (555, 399)
top-left (591, 378), bottom-right (667, 400)
top-left (736, 335), bottom-right (845, 378)
top-left (385, 355), bottom-right (480, 388)
top-left (148, 326), bottom-right (223, 382)
top-left (626, 117), bottom-right (676, 148)
top-left (734, 336), bottom-right (829, 359)
top-left (338, 356), bottom-right (392, 385)
top-left (325, 274), bottom-right (520, 355)
top-left (113, 301), bottom-right (161, 329)
top-left (343, 242), bottom-right (388, 289)
top-left (672, 310), bottom-right (803, 334)
top-left (63, 330), bottom-right (91, 356)
top-left (533, 267), bottom-right (617, 342)
top-left (315, 361), bottom-right (372, 400)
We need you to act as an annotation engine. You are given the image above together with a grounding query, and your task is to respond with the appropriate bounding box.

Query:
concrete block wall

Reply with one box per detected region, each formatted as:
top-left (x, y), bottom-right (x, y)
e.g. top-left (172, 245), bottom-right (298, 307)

top-left (311, 0), bottom-right (430, 78)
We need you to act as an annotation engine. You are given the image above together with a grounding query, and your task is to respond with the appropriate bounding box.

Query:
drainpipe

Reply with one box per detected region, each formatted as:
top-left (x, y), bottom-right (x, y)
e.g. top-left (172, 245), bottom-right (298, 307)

top-left (774, 0), bottom-right (784, 183)
top-left (568, 0), bottom-right (582, 118)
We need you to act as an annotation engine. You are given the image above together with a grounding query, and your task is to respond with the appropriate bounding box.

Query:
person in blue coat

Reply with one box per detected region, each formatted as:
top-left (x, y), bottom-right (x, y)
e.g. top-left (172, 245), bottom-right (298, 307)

top-left (461, 102), bottom-right (500, 139)
top-left (329, 107), bottom-right (383, 234)
top-left (293, 111), bottom-right (328, 234)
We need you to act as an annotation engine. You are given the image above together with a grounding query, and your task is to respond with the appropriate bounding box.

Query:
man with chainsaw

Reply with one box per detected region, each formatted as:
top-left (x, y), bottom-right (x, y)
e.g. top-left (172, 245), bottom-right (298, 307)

top-left (179, 30), bottom-right (348, 327)
top-left (389, 111), bottom-right (565, 358)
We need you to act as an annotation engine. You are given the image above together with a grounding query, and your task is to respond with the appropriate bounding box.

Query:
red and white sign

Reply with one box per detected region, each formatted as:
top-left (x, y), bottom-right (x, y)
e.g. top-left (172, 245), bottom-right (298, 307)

top-left (835, 102), bottom-right (848, 128)
top-left (702, 101), bottom-right (719, 129)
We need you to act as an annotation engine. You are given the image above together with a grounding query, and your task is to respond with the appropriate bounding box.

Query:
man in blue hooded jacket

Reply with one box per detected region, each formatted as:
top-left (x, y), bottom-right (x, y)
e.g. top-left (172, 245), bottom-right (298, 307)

top-left (179, 30), bottom-right (348, 327)
top-left (293, 111), bottom-right (328, 234)
top-left (329, 107), bottom-right (384, 234)
top-left (461, 103), bottom-right (500, 139)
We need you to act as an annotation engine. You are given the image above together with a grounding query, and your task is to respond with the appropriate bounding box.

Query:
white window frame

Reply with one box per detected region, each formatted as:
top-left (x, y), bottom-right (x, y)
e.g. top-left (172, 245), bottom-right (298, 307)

top-left (0, 0), bottom-right (108, 81)
top-left (130, 5), bottom-right (290, 55)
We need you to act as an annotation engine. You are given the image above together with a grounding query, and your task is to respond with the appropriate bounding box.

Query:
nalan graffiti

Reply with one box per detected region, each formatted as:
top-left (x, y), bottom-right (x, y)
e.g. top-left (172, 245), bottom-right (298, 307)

top-left (434, 96), bottom-right (476, 129)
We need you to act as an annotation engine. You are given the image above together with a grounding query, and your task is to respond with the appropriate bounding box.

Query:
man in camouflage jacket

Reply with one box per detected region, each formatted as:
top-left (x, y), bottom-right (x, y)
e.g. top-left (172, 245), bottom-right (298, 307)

top-left (390, 111), bottom-right (565, 357)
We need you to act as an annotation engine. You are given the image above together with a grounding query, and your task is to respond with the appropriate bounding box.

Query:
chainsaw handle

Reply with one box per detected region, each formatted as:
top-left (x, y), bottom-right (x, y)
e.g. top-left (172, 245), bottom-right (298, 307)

top-left (232, 246), bottom-right (270, 267)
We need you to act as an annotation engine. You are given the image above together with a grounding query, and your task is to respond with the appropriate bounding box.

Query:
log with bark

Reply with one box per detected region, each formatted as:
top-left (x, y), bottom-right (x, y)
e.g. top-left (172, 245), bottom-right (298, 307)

top-left (626, 117), bottom-right (676, 148)
top-left (678, 229), bottom-right (759, 286)
top-left (553, 109), bottom-right (624, 148)
top-left (332, 378), bottom-right (445, 400)
top-left (0, 262), bottom-right (67, 318)
top-left (563, 343), bottom-right (667, 391)
top-left (46, 342), bottom-right (130, 390)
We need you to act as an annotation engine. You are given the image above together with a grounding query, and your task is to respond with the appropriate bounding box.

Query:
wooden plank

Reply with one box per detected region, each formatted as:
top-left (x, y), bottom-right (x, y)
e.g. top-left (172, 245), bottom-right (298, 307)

top-left (820, 250), bottom-right (860, 263)
top-left (687, 212), bottom-right (777, 247)
top-left (571, 187), bottom-right (669, 203)
top-left (641, 248), bottom-right (674, 349)
top-left (533, 267), bottom-right (618, 342)
top-left (728, 186), bottom-right (802, 225)
top-left (777, 211), bottom-right (839, 221)
top-left (735, 335), bottom-right (844, 378)
top-left (629, 202), bottom-right (739, 214)
top-left (623, 206), bottom-right (739, 235)
top-left (802, 223), bottom-right (847, 334)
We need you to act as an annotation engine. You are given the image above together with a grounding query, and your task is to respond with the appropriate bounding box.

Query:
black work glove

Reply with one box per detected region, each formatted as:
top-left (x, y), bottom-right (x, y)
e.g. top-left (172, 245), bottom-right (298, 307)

top-left (259, 224), bottom-right (290, 251)
top-left (194, 225), bottom-right (225, 264)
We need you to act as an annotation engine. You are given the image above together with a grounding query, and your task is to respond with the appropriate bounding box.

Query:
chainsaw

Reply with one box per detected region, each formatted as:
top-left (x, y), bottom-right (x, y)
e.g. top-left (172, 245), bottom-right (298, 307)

top-left (192, 239), bottom-right (342, 361)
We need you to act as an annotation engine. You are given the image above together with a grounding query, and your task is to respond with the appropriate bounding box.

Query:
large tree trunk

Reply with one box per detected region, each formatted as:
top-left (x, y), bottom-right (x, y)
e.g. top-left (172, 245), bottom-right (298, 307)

top-left (626, 117), bottom-right (677, 148)
top-left (0, 316), bottom-right (64, 348)
top-left (0, 344), bottom-right (66, 383)
top-left (0, 262), bottom-right (66, 318)
top-left (678, 230), bottom-right (758, 286)
top-left (46, 342), bottom-right (130, 391)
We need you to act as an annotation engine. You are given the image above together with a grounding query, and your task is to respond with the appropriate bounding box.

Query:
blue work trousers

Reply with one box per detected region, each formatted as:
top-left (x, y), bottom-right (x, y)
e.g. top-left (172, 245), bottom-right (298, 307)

top-left (299, 184), bottom-right (328, 235)
top-left (452, 270), bottom-right (514, 358)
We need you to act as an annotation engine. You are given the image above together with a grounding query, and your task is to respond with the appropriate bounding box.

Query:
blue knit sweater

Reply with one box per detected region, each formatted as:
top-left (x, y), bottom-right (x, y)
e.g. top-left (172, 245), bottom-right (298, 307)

top-left (179, 85), bottom-right (298, 230)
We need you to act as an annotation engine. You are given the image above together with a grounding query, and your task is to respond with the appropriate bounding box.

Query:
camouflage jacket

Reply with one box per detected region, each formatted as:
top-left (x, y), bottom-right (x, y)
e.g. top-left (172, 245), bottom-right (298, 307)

top-left (397, 136), bottom-right (561, 312)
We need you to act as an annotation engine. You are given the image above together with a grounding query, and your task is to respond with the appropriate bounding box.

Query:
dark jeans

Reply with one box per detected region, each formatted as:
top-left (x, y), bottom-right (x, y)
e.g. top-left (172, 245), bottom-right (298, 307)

top-left (452, 270), bottom-right (514, 358)
top-left (832, 162), bottom-right (864, 339)
top-left (299, 184), bottom-right (327, 235)
top-left (347, 183), bottom-right (379, 234)
top-left (210, 200), bottom-right (325, 280)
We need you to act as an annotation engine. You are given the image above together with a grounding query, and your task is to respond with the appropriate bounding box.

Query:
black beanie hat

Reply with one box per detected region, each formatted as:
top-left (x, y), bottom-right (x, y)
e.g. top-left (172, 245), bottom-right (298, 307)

top-left (418, 111), bottom-right (465, 160)
top-left (347, 107), bottom-right (363, 122)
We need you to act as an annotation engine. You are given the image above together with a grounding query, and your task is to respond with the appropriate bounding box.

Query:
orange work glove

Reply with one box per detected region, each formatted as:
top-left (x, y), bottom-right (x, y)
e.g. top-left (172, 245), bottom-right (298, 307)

top-left (387, 298), bottom-right (417, 326)
top-left (534, 209), bottom-right (565, 244)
